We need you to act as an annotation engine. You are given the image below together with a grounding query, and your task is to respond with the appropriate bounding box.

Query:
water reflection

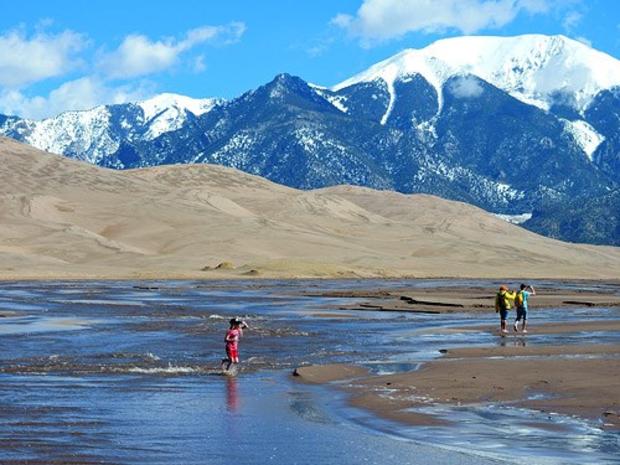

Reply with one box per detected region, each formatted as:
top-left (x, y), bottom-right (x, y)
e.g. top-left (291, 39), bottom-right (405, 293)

top-left (514, 337), bottom-right (527, 347)
top-left (498, 336), bottom-right (528, 347)
top-left (226, 377), bottom-right (239, 412)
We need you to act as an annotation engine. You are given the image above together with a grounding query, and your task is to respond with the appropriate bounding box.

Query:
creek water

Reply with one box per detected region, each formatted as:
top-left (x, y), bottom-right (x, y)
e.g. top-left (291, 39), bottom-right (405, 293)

top-left (0, 280), bottom-right (618, 465)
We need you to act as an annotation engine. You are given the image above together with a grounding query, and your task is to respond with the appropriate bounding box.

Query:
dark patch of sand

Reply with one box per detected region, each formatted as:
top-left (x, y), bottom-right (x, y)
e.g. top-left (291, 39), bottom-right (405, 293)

top-left (293, 364), bottom-right (369, 384)
top-left (307, 285), bottom-right (620, 314)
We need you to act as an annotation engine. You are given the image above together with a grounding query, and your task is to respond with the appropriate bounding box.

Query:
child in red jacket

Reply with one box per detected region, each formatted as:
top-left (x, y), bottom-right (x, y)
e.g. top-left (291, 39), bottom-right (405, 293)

top-left (222, 318), bottom-right (248, 372)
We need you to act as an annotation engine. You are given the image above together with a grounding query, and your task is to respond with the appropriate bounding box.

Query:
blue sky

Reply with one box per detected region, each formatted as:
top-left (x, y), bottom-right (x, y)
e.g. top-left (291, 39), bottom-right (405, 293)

top-left (1, 0), bottom-right (619, 118)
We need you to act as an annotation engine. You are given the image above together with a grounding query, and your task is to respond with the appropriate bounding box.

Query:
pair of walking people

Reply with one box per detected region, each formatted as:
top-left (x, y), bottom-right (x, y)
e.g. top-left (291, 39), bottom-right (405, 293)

top-left (495, 284), bottom-right (535, 334)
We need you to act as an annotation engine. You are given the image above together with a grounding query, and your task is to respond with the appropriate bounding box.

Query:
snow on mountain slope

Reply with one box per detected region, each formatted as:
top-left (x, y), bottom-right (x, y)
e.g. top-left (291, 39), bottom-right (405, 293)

top-left (0, 93), bottom-right (222, 161)
top-left (493, 212), bottom-right (533, 224)
top-left (15, 106), bottom-right (118, 164)
top-left (307, 84), bottom-right (351, 114)
top-left (562, 119), bottom-right (605, 161)
top-left (138, 93), bottom-right (220, 140)
top-left (138, 93), bottom-right (218, 119)
top-left (333, 34), bottom-right (620, 117)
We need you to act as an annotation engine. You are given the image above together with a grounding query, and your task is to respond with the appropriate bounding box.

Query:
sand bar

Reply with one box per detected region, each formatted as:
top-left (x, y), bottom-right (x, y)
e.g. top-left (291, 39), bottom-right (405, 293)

top-left (442, 343), bottom-right (620, 358)
top-left (309, 285), bottom-right (620, 314)
top-left (293, 364), bottom-right (369, 383)
top-left (295, 316), bottom-right (620, 430)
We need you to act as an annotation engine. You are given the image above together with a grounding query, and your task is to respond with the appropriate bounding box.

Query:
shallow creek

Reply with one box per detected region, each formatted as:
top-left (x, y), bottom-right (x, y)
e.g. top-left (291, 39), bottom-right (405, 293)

top-left (0, 280), bottom-right (618, 464)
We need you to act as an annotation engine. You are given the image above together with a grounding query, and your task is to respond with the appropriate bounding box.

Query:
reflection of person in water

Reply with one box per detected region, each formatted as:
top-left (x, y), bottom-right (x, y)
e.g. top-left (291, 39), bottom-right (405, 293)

top-left (500, 336), bottom-right (527, 348)
top-left (226, 376), bottom-right (238, 412)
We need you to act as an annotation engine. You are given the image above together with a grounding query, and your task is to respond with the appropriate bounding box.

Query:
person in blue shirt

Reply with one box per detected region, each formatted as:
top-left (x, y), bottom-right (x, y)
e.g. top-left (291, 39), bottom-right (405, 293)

top-left (514, 284), bottom-right (536, 333)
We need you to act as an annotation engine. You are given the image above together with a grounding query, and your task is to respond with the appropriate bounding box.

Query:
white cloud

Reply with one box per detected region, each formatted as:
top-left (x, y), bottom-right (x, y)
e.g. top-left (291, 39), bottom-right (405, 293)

top-left (0, 21), bottom-right (245, 118)
top-left (0, 28), bottom-right (86, 87)
top-left (193, 55), bottom-right (207, 73)
top-left (562, 10), bottom-right (582, 30)
top-left (98, 22), bottom-right (245, 79)
top-left (560, 4), bottom-right (591, 47)
top-left (448, 75), bottom-right (484, 98)
top-left (332, 0), bottom-right (551, 42)
top-left (305, 35), bottom-right (337, 58)
top-left (0, 76), bottom-right (153, 119)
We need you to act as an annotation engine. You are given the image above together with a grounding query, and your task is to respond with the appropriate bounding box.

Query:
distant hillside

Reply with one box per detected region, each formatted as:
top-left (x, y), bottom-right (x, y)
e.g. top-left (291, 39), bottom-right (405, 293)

top-left (525, 189), bottom-right (620, 246)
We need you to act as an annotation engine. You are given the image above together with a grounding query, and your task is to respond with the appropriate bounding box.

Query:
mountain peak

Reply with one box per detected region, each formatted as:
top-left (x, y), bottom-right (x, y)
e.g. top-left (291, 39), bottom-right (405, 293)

top-left (256, 73), bottom-right (319, 103)
top-left (136, 93), bottom-right (221, 120)
top-left (334, 34), bottom-right (620, 113)
top-left (268, 73), bottom-right (309, 88)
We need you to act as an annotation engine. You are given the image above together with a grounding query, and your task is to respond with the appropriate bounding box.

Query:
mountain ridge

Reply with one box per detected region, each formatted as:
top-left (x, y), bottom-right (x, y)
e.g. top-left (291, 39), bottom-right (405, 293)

top-left (1, 34), bottom-right (619, 244)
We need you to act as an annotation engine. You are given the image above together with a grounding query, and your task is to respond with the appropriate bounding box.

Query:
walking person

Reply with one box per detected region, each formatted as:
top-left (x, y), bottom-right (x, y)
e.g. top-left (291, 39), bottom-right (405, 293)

top-left (514, 284), bottom-right (536, 333)
top-left (495, 285), bottom-right (516, 335)
top-left (222, 317), bottom-right (248, 374)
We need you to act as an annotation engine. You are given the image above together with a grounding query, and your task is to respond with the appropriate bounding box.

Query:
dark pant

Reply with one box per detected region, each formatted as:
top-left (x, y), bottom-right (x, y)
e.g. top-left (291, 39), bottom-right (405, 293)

top-left (499, 309), bottom-right (508, 321)
top-left (515, 307), bottom-right (527, 321)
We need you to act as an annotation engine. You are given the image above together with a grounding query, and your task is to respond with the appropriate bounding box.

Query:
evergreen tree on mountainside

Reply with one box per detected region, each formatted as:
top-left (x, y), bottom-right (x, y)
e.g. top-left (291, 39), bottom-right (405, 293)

top-left (525, 189), bottom-right (620, 246)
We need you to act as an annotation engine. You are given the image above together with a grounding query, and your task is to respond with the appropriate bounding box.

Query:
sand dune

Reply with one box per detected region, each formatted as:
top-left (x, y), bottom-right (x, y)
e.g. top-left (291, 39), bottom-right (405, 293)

top-left (1, 136), bottom-right (619, 280)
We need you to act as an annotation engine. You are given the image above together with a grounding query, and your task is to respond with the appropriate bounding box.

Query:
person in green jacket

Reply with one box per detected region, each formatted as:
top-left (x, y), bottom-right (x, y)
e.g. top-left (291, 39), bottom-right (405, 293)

top-left (495, 285), bottom-right (516, 335)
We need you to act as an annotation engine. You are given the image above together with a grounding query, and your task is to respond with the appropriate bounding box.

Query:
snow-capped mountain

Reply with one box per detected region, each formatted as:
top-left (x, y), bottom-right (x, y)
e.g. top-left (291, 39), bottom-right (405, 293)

top-left (329, 34), bottom-right (620, 160)
top-left (334, 34), bottom-right (620, 115)
top-left (137, 93), bottom-right (220, 140)
top-left (0, 93), bottom-right (221, 165)
top-left (1, 34), bottom-right (619, 244)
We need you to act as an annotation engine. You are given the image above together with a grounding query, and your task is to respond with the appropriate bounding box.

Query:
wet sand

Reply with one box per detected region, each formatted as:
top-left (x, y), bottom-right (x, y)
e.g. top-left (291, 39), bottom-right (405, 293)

top-left (452, 320), bottom-right (620, 335)
top-left (309, 284), bottom-right (620, 314)
top-left (442, 343), bottom-right (620, 358)
top-left (293, 364), bottom-right (369, 383)
top-left (293, 365), bottom-right (448, 426)
top-left (295, 316), bottom-right (620, 430)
